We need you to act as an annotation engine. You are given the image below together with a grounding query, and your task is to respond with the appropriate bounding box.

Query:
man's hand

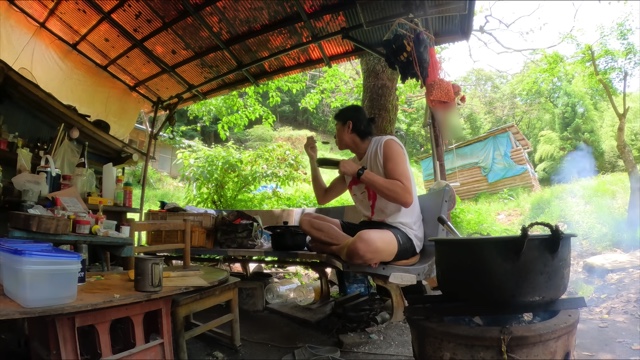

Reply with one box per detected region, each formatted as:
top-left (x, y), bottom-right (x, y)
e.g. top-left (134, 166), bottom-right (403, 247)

top-left (304, 136), bottom-right (318, 162)
top-left (338, 159), bottom-right (360, 178)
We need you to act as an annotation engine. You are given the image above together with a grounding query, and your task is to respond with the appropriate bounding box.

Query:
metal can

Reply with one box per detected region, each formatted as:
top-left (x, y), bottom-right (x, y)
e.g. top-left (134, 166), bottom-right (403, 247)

top-left (76, 244), bottom-right (88, 285)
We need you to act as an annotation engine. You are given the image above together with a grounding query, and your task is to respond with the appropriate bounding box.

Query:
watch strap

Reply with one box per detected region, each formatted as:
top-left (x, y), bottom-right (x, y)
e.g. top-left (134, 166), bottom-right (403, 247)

top-left (356, 166), bottom-right (367, 180)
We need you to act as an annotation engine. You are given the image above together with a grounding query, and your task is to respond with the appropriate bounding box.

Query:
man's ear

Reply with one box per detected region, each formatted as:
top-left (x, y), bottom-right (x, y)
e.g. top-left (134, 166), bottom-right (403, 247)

top-left (346, 121), bottom-right (353, 133)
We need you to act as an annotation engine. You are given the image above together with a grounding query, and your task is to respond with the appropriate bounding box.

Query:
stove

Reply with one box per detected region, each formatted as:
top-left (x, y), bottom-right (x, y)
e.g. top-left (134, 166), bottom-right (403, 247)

top-left (405, 296), bottom-right (586, 359)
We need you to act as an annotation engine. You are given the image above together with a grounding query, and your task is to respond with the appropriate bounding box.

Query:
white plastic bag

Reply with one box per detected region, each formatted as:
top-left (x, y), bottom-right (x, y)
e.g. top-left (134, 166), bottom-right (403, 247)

top-left (16, 148), bottom-right (32, 174)
top-left (53, 138), bottom-right (81, 175)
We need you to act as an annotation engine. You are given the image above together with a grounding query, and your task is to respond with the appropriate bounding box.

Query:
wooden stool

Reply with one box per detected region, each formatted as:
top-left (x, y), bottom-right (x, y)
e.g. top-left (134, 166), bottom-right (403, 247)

top-left (28, 297), bottom-right (173, 359)
top-left (172, 277), bottom-right (241, 360)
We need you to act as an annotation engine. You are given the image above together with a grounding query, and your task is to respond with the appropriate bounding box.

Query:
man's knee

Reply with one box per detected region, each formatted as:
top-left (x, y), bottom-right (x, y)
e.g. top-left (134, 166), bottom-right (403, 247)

top-left (299, 213), bottom-right (315, 232)
top-left (345, 236), bottom-right (378, 264)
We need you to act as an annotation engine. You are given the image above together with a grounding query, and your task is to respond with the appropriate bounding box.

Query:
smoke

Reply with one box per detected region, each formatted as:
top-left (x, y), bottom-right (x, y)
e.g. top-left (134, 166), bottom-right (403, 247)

top-left (551, 143), bottom-right (598, 185)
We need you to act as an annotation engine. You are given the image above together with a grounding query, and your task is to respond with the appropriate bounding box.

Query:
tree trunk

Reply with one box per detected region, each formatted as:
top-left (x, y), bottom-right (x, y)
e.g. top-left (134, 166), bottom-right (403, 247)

top-left (360, 53), bottom-right (399, 135)
top-left (616, 116), bottom-right (640, 243)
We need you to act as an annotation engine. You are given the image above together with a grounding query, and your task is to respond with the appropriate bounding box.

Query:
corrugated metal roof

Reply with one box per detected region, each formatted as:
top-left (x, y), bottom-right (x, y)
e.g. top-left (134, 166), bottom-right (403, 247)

top-left (9, 0), bottom-right (475, 108)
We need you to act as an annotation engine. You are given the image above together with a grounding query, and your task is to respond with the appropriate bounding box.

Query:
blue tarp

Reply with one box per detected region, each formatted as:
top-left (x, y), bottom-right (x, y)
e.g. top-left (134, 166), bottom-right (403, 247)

top-left (421, 132), bottom-right (528, 183)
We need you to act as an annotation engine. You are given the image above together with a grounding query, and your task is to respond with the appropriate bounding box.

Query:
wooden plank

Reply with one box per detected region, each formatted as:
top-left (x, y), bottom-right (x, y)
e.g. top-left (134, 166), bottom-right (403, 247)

top-left (7, 229), bottom-right (134, 246)
top-left (103, 339), bottom-right (164, 359)
top-left (164, 277), bottom-right (209, 287)
top-left (184, 314), bottom-right (234, 340)
top-left (266, 300), bottom-right (334, 324)
top-left (135, 244), bottom-right (186, 253)
top-left (130, 221), bottom-right (186, 232)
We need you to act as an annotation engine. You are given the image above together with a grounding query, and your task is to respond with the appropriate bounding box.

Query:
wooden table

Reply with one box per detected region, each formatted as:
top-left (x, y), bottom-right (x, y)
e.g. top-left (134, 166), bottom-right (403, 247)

top-left (0, 266), bottom-right (233, 359)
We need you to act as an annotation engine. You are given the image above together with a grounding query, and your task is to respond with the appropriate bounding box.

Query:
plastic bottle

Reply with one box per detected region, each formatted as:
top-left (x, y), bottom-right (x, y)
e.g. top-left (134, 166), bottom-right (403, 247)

top-left (264, 279), bottom-right (300, 304)
top-left (293, 281), bottom-right (321, 306)
top-left (114, 176), bottom-right (124, 206)
top-left (123, 179), bottom-right (133, 207)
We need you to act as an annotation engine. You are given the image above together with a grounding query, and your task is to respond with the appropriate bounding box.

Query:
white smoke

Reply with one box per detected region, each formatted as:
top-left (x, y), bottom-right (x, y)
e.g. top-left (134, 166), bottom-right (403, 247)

top-left (551, 143), bottom-right (598, 185)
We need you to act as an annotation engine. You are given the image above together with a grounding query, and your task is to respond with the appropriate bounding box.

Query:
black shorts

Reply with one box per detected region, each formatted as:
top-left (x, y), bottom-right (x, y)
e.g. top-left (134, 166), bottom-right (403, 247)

top-left (340, 220), bottom-right (418, 262)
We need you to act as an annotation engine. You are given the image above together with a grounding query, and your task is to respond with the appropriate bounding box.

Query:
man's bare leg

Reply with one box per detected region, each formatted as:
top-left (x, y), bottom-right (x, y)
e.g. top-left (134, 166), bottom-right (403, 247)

top-left (299, 213), bottom-right (351, 246)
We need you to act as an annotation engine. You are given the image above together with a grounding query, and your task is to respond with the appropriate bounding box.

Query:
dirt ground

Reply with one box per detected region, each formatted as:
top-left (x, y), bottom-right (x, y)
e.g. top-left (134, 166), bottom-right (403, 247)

top-left (188, 247), bottom-right (640, 360)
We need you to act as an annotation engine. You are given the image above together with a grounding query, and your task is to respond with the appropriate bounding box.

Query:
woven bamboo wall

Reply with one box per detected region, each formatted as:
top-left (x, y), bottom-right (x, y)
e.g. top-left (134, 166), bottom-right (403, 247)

top-left (423, 147), bottom-right (541, 200)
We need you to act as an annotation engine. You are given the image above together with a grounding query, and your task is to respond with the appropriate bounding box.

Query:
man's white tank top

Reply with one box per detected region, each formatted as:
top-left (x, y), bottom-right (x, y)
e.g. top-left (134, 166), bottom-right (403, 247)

top-left (344, 135), bottom-right (424, 252)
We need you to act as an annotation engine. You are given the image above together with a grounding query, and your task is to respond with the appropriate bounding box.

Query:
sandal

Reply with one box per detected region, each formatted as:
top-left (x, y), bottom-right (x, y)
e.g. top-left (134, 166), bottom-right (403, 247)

top-left (282, 344), bottom-right (341, 359)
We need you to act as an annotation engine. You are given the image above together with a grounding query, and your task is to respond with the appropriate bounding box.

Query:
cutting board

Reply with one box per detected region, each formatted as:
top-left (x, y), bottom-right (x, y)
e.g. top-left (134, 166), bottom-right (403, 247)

top-left (163, 276), bottom-right (210, 287)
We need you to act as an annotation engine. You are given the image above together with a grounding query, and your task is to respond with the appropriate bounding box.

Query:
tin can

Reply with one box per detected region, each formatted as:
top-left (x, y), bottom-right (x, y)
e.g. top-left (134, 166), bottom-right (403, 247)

top-left (76, 244), bottom-right (88, 285)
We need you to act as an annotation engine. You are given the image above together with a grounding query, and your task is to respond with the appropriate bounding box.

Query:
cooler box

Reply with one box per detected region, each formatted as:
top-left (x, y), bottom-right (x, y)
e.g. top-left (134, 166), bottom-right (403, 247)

top-left (0, 246), bottom-right (81, 308)
top-left (0, 239), bottom-right (53, 285)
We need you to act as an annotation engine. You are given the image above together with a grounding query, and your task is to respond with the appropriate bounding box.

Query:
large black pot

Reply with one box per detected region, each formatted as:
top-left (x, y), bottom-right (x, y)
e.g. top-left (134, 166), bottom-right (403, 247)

top-left (265, 222), bottom-right (308, 251)
top-left (429, 222), bottom-right (576, 305)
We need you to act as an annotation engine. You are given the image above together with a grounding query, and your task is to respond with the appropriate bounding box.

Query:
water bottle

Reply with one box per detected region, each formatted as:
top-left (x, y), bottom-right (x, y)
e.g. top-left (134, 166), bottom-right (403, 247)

top-left (265, 279), bottom-right (300, 304)
top-left (293, 281), bottom-right (321, 306)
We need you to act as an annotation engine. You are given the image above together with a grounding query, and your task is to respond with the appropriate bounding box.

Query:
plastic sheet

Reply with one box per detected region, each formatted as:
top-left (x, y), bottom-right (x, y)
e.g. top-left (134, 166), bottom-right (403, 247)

top-left (421, 132), bottom-right (528, 183)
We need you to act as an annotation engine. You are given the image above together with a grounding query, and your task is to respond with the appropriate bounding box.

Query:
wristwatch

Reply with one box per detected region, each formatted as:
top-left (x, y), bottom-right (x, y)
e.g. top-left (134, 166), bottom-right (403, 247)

top-left (356, 166), bottom-right (367, 180)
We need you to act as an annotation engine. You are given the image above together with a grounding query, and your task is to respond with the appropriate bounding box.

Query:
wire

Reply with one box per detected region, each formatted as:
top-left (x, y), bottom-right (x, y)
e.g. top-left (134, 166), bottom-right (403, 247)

top-left (240, 336), bottom-right (413, 358)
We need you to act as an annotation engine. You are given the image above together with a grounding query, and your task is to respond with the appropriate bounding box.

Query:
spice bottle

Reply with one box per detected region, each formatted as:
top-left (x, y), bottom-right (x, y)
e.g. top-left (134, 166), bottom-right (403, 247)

top-left (114, 176), bottom-right (124, 206)
top-left (95, 201), bottom-right (106, 226)
top-left (123, 179), bottom-right (133, 207)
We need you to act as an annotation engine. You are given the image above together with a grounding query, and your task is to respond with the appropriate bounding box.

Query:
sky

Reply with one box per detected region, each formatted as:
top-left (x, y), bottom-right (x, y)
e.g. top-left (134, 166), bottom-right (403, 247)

top-left (439, 1), bottom-right (640, 90)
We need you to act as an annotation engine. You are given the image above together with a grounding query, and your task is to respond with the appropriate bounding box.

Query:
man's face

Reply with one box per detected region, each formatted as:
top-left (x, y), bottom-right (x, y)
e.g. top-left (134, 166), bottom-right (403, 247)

top-left (334, 122), bottom-right (348, 150)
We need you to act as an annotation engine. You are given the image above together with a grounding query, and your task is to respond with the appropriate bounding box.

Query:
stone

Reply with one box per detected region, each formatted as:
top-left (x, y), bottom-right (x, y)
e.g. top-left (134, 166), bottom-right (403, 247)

top-left (584, 252), bottom-right (640, 274)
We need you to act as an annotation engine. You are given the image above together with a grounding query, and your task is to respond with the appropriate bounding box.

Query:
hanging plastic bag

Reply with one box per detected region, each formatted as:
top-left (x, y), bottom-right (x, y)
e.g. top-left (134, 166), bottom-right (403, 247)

top-left (16, 148), bottom-right (32, 174)
top-left (53, 138), bottom-right (81, 175)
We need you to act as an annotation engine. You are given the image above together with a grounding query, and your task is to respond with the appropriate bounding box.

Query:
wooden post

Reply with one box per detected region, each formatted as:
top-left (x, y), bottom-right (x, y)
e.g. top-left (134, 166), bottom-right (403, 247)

top-left (429, 109), bottom-right (447, 181)
top-left (139, 98), bottom-right (161, 222)
top-left (183, 219), bottom-right (191, 269)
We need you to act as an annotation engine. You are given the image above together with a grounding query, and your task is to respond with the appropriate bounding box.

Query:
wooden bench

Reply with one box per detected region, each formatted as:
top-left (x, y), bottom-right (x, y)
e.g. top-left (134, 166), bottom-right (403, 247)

top-left (186, 184), bottom-right (454, 322)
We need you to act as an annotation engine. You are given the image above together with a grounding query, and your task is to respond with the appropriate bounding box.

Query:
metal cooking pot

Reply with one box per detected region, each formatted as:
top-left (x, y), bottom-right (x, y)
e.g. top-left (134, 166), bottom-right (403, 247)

top-left (429, 222), bottom-right (576, 305)
top-left (265, 222), bottom-right (308, 251)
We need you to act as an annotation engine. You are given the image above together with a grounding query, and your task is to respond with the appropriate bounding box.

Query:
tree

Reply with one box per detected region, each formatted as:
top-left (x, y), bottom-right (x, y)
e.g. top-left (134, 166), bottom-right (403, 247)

top-left (360, 53), bottom-right (400, 135)
top-left (582, 20), bottom-right (640, 238)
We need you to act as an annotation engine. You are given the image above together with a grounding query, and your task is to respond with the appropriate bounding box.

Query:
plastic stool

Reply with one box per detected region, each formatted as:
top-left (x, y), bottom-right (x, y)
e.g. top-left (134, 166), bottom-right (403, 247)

top-left (28, 297), bottom-right (173, 359)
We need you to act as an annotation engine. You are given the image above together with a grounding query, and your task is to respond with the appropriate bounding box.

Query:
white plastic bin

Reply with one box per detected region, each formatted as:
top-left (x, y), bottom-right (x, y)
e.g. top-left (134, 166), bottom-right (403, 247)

top-left (1, 246), bottom-right (81, 308)
top-left (0, 239), bottom-right (52, 285)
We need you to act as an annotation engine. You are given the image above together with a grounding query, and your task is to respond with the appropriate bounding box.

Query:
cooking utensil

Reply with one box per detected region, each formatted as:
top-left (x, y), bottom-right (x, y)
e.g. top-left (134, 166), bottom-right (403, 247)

top-left (437, 215), bottom-right (461, 237)
top-left (134, 255), bottom-right (164, 292)
top-left (429, 222), bottom-right (575, 304)
top-left (316, 158), bottom-right (340, 169)
top-left (265, 221), bottom-right (308, 251)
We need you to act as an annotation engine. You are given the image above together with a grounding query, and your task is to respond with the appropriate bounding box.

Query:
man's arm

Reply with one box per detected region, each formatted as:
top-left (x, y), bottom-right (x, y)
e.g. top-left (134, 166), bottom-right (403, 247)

top-left (357, 139), bottom-right (414, 208)
top-left (310, 161), bottom-right (348, 205)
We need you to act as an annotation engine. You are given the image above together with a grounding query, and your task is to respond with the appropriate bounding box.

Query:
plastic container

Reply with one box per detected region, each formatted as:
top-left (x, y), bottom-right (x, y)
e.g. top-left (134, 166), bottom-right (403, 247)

top-left (0, 239), bottom-right (53, 285)
top-left (74, 219), bottom-right (91, 234)
top-left (265, 279), bottom-right (300, 304)
top-left (123, 180), bottom-right (133, 207)
top-left (1, 246), bottom-right (81, 307)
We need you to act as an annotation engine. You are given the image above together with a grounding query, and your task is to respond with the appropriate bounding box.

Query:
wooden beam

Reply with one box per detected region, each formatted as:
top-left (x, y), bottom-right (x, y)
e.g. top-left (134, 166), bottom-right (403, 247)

top-left (341, 34), bottom-right (385, 59)
top-left (72, 0), bottom-right (127, 48)
top-left (181, 0), bottom-right (257, 86)
top-left (139, 98), bottom-right (160, 222)
top-left (104, 0), bottom-right (224, 68)
top-left (135, 244), bottom-right (186, 253)
top-left (84, 0), bottom-right (203, 101)
top-left (6, 0), bottom-right (155, 104)
top-left (294, 0), bottom-right (331, 68)
top-left (137, 1), bottom-right (356, 89)
top-left (41, 0), bottom-right (62, 25)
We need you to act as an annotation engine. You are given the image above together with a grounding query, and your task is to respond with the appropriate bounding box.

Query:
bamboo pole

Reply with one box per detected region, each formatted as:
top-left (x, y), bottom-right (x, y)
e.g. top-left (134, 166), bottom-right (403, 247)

top-left (139, 98), bottom-right (161, 227)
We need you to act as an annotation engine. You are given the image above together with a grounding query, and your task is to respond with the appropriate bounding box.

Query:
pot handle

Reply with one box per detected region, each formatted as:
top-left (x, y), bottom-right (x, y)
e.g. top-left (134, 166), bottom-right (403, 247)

top-left (519, 222), bottom-right (564, 255)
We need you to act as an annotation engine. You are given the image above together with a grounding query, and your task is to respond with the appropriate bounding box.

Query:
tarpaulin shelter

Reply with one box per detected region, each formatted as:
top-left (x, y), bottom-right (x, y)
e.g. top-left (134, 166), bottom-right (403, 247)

top-left (418, 123), bottom-right (541, 199)
top-left (0, 0), bottom-right (475, 211)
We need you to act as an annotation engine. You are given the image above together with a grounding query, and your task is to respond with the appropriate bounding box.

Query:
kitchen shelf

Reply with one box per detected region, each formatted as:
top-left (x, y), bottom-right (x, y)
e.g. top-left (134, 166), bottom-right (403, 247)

top-left (87, 204), bottom-right (140, 214)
